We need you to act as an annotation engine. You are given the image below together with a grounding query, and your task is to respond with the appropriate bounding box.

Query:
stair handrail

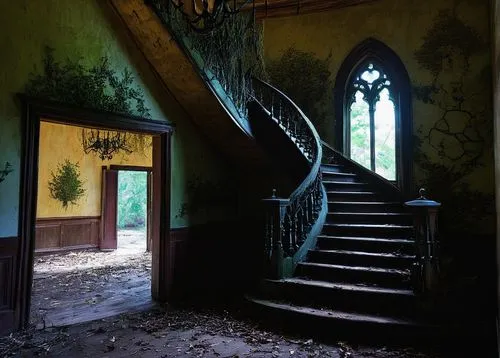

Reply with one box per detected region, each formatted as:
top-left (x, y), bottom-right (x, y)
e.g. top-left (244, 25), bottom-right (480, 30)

top-left (250, 77), bottom-right (324, 279)
top-left (320, 139), bottom-right (403, 200)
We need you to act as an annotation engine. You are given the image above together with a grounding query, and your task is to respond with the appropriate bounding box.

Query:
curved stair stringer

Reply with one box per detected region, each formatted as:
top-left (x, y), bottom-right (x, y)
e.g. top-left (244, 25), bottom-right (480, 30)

top-left (248, 78), bottom-right (326, 279)
top-left (107, 0), bottom-right (267, 166)
top-left (287, 183), bottom-right (328, 273)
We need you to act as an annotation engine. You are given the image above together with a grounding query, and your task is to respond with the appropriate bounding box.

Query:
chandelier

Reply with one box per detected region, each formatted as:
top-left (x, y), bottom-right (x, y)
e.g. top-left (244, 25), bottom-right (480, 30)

top-left (81, 129), bottom-right (132, 161)
top-left (168, 0), bottom-right (254, 33)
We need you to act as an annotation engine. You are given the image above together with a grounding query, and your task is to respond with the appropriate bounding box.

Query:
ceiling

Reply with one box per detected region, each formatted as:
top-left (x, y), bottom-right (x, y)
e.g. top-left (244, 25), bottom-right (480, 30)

top-left (242, 0), bottom-right (379, 19)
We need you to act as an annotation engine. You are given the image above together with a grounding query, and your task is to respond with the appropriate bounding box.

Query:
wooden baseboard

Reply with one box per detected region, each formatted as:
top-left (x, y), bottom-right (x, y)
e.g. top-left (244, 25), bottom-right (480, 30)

top-left (35, 216), bottom-right (101, 252)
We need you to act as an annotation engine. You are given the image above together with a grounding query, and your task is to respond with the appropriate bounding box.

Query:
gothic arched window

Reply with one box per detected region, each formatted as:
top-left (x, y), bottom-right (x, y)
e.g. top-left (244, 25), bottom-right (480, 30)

top-left (335, 39), bottom-right (413, 195)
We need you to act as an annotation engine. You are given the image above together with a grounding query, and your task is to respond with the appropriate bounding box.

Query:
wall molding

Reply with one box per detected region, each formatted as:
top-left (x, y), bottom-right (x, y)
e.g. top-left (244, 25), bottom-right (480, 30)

top-left (35, 216), bottom-right (101, 253)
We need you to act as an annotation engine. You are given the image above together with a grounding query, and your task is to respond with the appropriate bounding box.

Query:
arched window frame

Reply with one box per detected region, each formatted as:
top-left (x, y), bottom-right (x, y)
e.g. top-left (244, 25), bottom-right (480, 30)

top-left (334, 38), bottom-right (413, 196)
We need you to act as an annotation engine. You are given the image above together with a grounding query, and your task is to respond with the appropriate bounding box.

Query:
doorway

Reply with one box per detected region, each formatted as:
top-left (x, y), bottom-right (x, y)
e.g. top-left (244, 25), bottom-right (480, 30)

top-left (4, 96), bottom-right (174, 333)
top-left (29, 122), bottom-right (157, 328)
top-left (116, 168), bottom-right (152, 253)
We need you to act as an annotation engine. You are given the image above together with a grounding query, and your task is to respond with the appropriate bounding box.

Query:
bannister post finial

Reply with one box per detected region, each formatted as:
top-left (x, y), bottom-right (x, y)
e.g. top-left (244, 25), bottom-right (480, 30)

top-left (405, 189), bottom-right (441, 296)
top-left (272, 188), bottom-right (277, 198)
top-left (419, 187), bottom-right (427, 199)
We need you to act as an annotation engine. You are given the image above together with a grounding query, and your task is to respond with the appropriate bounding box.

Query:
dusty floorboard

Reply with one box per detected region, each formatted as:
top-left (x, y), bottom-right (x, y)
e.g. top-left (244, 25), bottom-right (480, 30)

top-left (1, 305), bottom-right (464, 357)
top-left (30, 229), bottom-right (152, 329)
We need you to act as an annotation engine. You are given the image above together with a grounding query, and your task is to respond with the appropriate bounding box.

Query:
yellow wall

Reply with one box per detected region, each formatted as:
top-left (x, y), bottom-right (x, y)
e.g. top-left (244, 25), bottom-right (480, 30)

top-left (36, 121), bottom-right (152, 218)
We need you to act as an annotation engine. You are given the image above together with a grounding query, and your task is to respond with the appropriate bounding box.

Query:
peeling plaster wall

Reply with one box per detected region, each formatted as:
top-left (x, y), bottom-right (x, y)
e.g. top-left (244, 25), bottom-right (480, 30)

top-left (0, 0), bottom-right (234, 237)
top-left (263, 0), bottom-right (495, 236)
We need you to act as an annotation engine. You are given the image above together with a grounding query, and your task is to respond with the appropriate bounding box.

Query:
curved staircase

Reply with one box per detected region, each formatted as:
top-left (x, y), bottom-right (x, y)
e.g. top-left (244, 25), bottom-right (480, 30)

top-left (246, 161), bottom-right (427, 340)
top-left (115, 0), bottom-right (451, 343)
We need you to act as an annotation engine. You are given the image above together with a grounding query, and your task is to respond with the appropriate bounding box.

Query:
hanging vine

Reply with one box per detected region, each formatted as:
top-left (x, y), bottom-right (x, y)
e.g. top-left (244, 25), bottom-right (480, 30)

top-left (149, 0), bottom-right (267, 119)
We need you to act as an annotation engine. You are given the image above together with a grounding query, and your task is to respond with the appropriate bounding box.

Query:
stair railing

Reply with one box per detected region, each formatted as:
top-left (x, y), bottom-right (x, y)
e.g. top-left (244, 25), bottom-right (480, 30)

top-left (251, 78), bottom-right (324, 279)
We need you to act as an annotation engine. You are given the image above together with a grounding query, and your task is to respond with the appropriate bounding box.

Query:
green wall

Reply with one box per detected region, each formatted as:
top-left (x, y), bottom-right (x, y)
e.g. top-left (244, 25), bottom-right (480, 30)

top-left (263, 0), bottom-right (495, 236)
top-left (0, 0), bottom-right (234, 237)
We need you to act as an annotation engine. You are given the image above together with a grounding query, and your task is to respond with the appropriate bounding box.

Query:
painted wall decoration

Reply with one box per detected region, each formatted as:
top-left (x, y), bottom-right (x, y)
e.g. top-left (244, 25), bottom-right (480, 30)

top-left (26, 47), bottom-right (151, 118)
top-left (266, 47), bottom-right (333, 140)
top-left (413, 9), bottom-right (494, 236)
top-left (176, 175), bottom-right (238, 221)
top-left (48, 159), bottom-right (86, 209)
top-left (0, 162), bottom-right (13, 184)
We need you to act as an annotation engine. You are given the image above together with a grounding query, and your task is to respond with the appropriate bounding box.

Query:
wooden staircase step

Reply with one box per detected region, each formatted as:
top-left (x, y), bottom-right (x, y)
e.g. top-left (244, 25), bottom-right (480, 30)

top-left (321, 223), bottom-right (413, 238)
top-left (324, 223), bottom-right (412, 229)
top-left (280, 277), bottom-right (414, 296)
top-left (296, 262), bottom-right (411, 288)
top-left (326, 191), bottom-right (379, 201)
top-left (321, 172), bottom-right (359, 182)
top-left (308, 249), bottom-right (414, 269)
top-left (317, 235), bottom-right (414, 254)
top-left (322, 181), bottom-right (370, 191)
top-left (246, 297), bottom-right (428, 330)
top-left (320, 164), bottom-right (345, 173)
top-left (259, 278), bottom-right (417, 316)
top-left (327, 212), bottom-right (412, 225)
top-left (328, 201), bottom-right (403, 212)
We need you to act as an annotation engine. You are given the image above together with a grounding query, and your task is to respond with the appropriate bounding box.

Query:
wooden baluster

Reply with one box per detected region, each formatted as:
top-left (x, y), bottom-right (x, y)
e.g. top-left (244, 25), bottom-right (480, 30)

top-left (262, 189), bottom-right (289, 280)
top-left (303, 198), bottom-right (310, 227)
top-left (307, 194), bottom-right (313, 226)
top-left (296, 208), bottom-right (304, 245)
top-left (289, 214), bottom-right (297, 251)
top-left (282, 212), bottom-right (291, 255)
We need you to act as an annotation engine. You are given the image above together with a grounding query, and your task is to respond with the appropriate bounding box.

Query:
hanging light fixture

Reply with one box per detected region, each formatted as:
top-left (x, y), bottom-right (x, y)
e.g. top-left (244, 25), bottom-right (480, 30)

top-left (168, 0), bottom-right (254, 33)
top-left (81, 129), bottom-right (132, 161)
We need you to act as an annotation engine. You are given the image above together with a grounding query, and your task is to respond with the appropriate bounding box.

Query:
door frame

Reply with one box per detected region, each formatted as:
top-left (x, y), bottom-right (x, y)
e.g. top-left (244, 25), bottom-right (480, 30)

top-left (16, 95), bottom-right (174, 330)
top-left (109, 165), bottom-right (153, 251)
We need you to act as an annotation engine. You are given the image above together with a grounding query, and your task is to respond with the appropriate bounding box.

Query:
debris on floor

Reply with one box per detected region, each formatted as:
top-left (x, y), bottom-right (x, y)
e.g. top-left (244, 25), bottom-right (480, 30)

top-left (30, 229), bottom-right (152, 329)
top-left (2, 305), bottom-right (449, 357)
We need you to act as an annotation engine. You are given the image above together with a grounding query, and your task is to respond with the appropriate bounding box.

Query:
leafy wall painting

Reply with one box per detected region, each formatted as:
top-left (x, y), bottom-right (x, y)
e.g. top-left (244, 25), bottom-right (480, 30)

top-left (176, 176), bottom-right (237, 221)
top-left (48, 160), bottom-right (86, 209)
top-left (267, 48), bottom-right (333, 139)
top-left (0, 162), bottom-right (13, 184)
top-left (413, 9), bottom-right (494, 237)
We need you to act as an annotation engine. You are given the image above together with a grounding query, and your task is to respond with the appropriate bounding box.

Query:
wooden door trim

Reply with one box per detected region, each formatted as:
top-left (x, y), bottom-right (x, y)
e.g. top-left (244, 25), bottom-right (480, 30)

top-left (101, 168), bottom-right (119, 251)
top-left (109, 165), bottom-right (153, 172)
top-left (17, 95), bottom-right (174, 330)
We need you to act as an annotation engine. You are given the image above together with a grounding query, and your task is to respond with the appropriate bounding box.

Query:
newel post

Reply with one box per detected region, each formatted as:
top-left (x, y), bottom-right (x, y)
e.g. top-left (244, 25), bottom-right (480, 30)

top-left (404, 188), bottom-right (441, 294)
top-left (262, 189), bottom-right (289, 280)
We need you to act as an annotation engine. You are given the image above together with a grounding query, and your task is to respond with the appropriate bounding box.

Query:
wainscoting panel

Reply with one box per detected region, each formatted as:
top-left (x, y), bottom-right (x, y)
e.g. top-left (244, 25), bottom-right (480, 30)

top-left (35, 216), bottom-right (101, 253)
top-left (0, 237), bottom-right (18, 334)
